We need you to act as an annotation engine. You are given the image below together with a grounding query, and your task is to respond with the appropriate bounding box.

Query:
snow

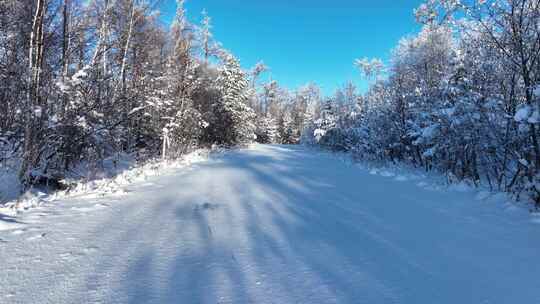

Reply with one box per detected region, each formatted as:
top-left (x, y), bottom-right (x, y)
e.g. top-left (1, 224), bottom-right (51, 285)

top-left (514, 105), bottom-right (531, 122)
top-left (0, 214), bottom-right (24, 231)
top-left (55, 80), bottom-right (70, 93)
top-left (421, 123), bottom-right (439, 138)
top-left (128, 106), bottom-right (146, 115)
top-left (0, 161), bottom-right (20, 204)
top-left (33, 106), bottom-right (42, 118)
top-left (441, 106), bottom-right (455, 116)
top-left (72, 66), bottom-right (89, 82)
top-left (529, 109), bottom-right (540, 124)
top-left (422, 147), bottom-right (436, 157)
top-left (313, 128), bottom-right (326, 141)
top-left (1, 144), bottom-right (539, 303)
top-left (534, 85), bottom-right (540, 98)
top-left (1, 150), bottom-right (211, 214)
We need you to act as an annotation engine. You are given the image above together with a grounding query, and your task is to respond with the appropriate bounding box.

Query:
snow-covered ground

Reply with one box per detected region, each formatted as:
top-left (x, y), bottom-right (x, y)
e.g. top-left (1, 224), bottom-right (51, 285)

top-left (0, 144), bottom-right (539, 303)
top-left (0, 150), bottom-right (211, 215)
top-left (0, 160), bottom-right (21, 205)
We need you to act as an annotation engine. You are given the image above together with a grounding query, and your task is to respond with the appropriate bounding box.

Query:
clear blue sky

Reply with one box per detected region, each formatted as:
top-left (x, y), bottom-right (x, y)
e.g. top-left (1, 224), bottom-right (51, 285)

top-left (158, 0), bottom-right (424, 95)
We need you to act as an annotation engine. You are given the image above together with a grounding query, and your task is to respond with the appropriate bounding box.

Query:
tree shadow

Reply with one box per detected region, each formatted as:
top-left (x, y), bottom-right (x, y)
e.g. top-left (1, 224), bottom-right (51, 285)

top-left (63, 145), bottom-right (540, 304)
top-left (0, 212), bottom-right (25, 225)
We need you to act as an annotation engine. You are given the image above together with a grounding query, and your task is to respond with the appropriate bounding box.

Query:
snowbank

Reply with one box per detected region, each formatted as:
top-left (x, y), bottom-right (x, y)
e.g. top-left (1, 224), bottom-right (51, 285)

top-left (306, 145), bottom-right (538, 214)
top-left (0, 160), bottom-right (21, 204)
top-left (0, 149), bottom-right (212, 217)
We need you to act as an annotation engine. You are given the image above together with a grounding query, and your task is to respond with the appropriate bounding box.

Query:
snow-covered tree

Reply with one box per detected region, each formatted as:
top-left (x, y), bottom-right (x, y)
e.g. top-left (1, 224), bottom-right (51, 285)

top-left (304, 0), bottom-right (540, 206)
top-left (211, 52), bottom-right (256, 144)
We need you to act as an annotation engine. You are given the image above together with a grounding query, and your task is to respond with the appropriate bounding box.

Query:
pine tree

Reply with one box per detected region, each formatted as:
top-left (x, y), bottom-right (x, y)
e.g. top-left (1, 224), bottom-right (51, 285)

top-left (215, 52), bottom-right (256, 144)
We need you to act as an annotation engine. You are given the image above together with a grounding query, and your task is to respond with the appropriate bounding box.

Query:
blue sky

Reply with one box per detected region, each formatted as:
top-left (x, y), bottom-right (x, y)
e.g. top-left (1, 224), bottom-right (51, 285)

top-left (158, 0), bottom-right (424, 95)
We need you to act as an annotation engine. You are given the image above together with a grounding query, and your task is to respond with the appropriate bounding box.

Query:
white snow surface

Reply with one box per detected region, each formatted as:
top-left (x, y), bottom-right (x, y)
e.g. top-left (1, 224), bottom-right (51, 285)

top-left (0, 144), bottom-right (539, 304)
top-left (0, 159), bottom-right (21, 205)
top-left (514, 105), bottom-right (531, 122)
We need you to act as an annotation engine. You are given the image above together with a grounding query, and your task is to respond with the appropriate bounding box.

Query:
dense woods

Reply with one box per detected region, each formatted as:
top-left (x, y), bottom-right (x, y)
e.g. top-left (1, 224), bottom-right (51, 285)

top-left (0, 0), bottom-right (314, 192)
top-left (304, 0), bottom-right (540, 206)
top-left (1, 0), bottom-right (540, 207)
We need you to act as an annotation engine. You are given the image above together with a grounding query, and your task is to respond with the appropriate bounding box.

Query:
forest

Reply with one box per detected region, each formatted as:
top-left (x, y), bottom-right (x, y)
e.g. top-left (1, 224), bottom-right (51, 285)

top-left (307, 0), bottom-right (540, 206)
top-left (0, 0), bottom-right (317, 194)
top-left (1, 1), bottom-right (540, 303)
top-left (1, 0), bottom-right (540, 207)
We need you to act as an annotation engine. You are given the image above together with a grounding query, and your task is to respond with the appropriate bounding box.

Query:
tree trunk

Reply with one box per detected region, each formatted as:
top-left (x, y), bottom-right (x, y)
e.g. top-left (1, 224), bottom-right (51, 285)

top-left (120, 0), bottom-right (136, 94)
top-left (20, 0), bottom-right (46, 186)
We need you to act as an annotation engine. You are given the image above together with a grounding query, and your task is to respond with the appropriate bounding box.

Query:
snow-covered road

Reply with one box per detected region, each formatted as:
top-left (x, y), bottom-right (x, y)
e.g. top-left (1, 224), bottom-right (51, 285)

top-left (1, 145), bottom-right (539, 303)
